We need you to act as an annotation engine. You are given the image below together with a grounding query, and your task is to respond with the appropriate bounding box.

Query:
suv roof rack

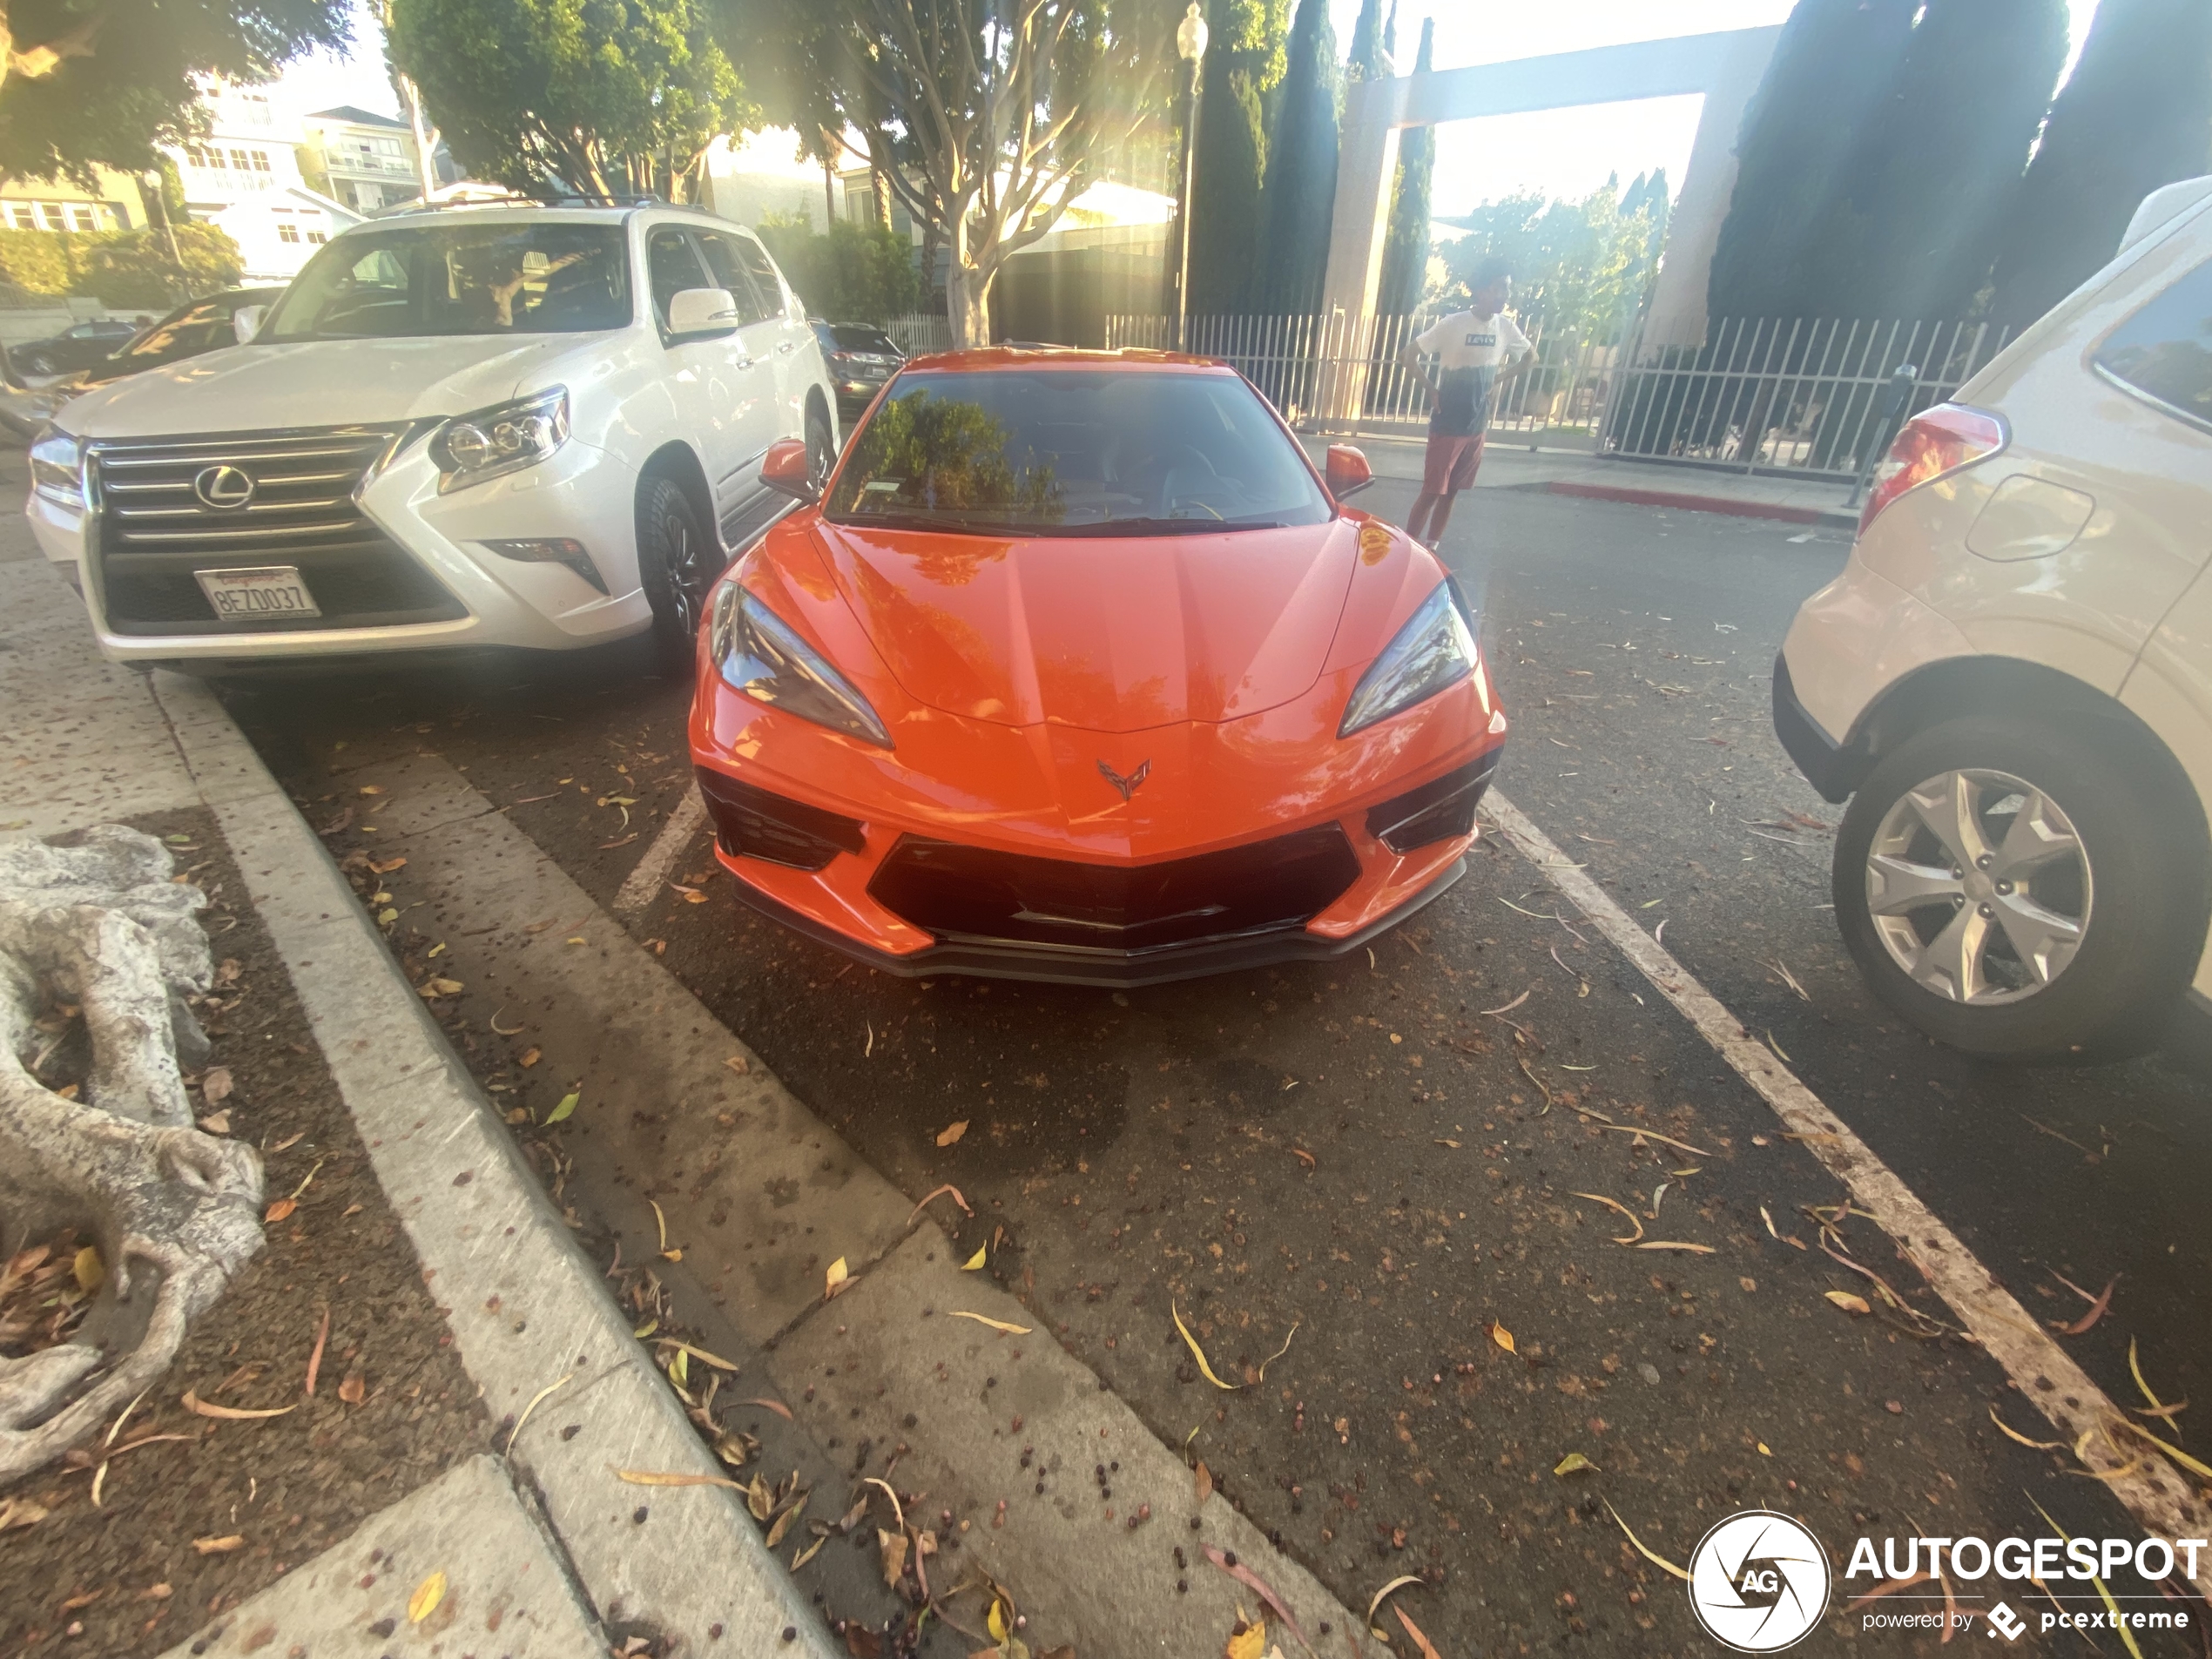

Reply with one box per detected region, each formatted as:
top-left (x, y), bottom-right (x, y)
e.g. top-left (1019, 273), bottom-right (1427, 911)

top-left (387, 191), bottom-right (667, 214)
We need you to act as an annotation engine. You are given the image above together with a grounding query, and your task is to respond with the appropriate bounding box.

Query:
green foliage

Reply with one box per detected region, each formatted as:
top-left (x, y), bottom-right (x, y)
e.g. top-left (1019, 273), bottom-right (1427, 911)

top-left (389, 0), bottom-right (755, 201)
top-left (755, 213), bottom-right (921, 321)
top-left (0, 222), bottom-right (242, 307)
top-left (1249, 0), bottom-right (1339, 314)
top-left (1706, 0), bottom-right (1917, 321)
top-left (0, 0), bottom-right (351, 183)
top-left (840, 389), bottom-right (1063, 517)
top-left (1990, 0), bottom-right (2212, 324)
top-left (1344, 0), bottom-right (1386, 81)
top-left (1375, 14), bottom-right (1434, 316)
top-left (1437, 176), bottom-right (1665, 344)
top-left (1187, 0), bottom-right (1291, 314)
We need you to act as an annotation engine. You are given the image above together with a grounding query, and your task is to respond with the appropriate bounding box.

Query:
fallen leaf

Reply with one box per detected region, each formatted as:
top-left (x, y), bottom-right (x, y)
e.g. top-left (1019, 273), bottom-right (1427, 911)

top-left (1195, 1460), bottom-right (1213, 1503)
top-left (1569, 1191), bottom-right (1643, 1245)
top-left (733, 1397), bottom-right (794, 1420)
top-left (683, 890), bottom-right (708, 904)
top-left (1224, 1615), bottom-right (1265, 1659)
top-left (303, 1305), bottom-right (330, 1397)
top-left (338, 1367), bottom-right (366, 1406)
top-left (936, 1119), bottom-right (968, 1147)
top-left (408, 1570), bottom-right (446, 1624)
top-left (181, 1391), bottom-right (297, 1421)
top-left (519, 1047), bottom-right (542, 1068)
top-left (825, 1258), bottom-right (850, 1299)
top-left (1825, 1290), bottom-right (1872, 1315)
top-left (418, 977), bottom-right (464, 998)
top-left (1291, 1147), bottom-right (1316, 1170)
top-left (1174, 1302), bottom-right (1238, 1389)
top-left (766, 1494), bottom-right (807, 1548)
top-left (746, 1474), bottom-right (775, 1521)
top-left (201, 1067), bottom-right (234, 1103)
top-left (879, 1527), bottom-right (909, 1587)
top-left (1257, 1320), bottom-right (1299, 1381)
top-left (545, 1091), bottom-right (579, 1125)
top-left (1602, 1500), bottom-right (1690, 1581)
top-left (192, 1535), bottom-right (245, 1555)
top-left (962, 1246), bottom-right (987, 1271)
top-left (907, 1183), bottom-right (973, 1224)
top-left (792, 1534), bottom-right (827, 1571)
top-left (1396, 1606), bottom-right (1445, 1659)
top-left (71, 1245), bottom-right (103, 1295)
top-left (2054, 1275), bottom-right (2117, 1336)
top-left (949, 1311), bottom-right (1030, 1335)
top-left (1489, 1320), bottom-right (1516, 1355)
top-left (197, 1112), bottom-right (230, 1135)
top-left (369, 855), bottom-right (407, 874)
top-left (1636, 1240), bottom-right (1717, 1254)
top-left (1204, 1545), bottom-right (1311, 1649)
top-left (1554, 1452), bottom-right (1599, 1476)
top-left (264, 1197), bottom-right (297, 1224)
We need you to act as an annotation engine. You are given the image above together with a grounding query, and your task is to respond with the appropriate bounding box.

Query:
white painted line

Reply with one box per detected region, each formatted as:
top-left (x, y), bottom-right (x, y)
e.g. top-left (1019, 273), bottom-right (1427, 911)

top-left (614, 785), bottom-right (706, 917)
top-left (1486, 787), bottom-right (2212, 1582)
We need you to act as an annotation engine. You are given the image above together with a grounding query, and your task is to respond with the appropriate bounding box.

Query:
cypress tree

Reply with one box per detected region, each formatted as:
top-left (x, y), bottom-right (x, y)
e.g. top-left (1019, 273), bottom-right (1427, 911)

top-left (1345, 0), bottom-right (1386, 82)
top-left (1376, 15), bottom-right (1434, 315)
top-left (1251, 0), bottom-right (1340, 315)
top-left (1989, 0), bottom-right (2212, 324)
top-left (1705, 0), bottom-right (1917, 321)
top-left (1381, 0), bottom-right (1397, 63)
top-left (1809, 0), bottom-right (2067, 320)
top-left (1187, 0), bottom-right (1291, 315)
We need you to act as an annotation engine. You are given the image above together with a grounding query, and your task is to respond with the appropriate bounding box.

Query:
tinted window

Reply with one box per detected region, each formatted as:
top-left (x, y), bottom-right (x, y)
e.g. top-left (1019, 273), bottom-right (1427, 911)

top-left (647, 227), bottom-right (711, 327)
top-left (823, 368), bottom-right (1330, 536)
top-left (828, 325), bottom-right (900, 354)
top-left (113, 300), bottom-right (235, 368)
top-left (691, 230), bottom-right (772, 325)
top-left (2094, 258), bottom-right (2212, 432)
top-left (728, 233), bottom-right (789, 315)
top-left (264, 224), bottom-right (631, 339)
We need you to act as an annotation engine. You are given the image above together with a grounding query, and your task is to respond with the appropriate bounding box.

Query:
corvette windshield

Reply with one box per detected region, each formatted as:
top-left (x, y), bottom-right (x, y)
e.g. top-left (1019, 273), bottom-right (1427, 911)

top-left (822, 368), bottom-right (1331, 536)
top-left (261, 224), bottom-right (631, 341)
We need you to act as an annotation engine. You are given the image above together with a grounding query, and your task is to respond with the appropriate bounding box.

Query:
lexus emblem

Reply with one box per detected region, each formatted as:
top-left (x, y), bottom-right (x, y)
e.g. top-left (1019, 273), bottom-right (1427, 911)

top-left (1097, 759), bottom-right (1150, 802)
top-left (192, 464), bottom-right (255, 509)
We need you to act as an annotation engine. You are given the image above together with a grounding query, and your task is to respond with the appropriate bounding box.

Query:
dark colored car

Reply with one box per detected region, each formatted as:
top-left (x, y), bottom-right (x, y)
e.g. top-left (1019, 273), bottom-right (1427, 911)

top-left (811, 320), bottom-right (906, 426)
top-left (0, 287), bottom-right (287, 435)
top-left (10, 315), bottom-right (142, 379)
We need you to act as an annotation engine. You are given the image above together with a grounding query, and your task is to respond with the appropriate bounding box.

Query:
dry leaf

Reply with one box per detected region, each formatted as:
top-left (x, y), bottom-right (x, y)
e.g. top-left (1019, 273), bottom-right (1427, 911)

top-left (192, 1535), bottom-right (244, 1555)
top-left (418, 977), bottom-right (464, 998)
top-left (1396, 1606), bottom-right (1445, 1659)
top-left (303, 1305), bottom-right (330, 1397)
top-left (825, 1258), bottom-right (850, 1299)
top-left (1174, 1302), bottom-right (1238, 1389)
top-left (1369, 1575), bottom-right (1424, 1630)
top-left (265, 1197), bottom-right (297, 1224)
top-left (1554, 1452), bottom-right (1599, 1476)
top-left (617, 1468), bottom-right (745, 1489)
top-left (1824, 1291), bottom-right (1871, 1315)
top-left (936, 1120), bottom-right (968, 1147)
top-left (962, 1245), bottom-right (987, 1271)
top-left (71, 1245), bottom-right (103, 1295)
top-left (201, 1067), bottom-right (234, 1104)
top-left (766, 1494), bottom-right (806, 1549)
top-left (1204, 1545), bottom-right (1311, 1650)
top-left (1224, 1615), bottom-right (1265, 1659)
top-left (181, 1390), bottom-right (296, 1421)
top-left (792, 1534), bottom-right (826, 1571)
top-left (1488, 1320), bottom-right (1515, 1355)
top-left (907, 1184), bottom-right (973, 1223)
top-left (948, 1311), bottom-right (1030, 1335)
top-left (879, 1527), bottom-right (909, 1586)
top-left (198, 1111), bottom-right (230, 1135)
top-left (1602, 1501), bottom-right (1690, 1581)
top-left (733, 1397), bottom-right (794, 1421)
top-left (520, 1047), bottom-right (541, 1069)
top-left (338, 1367), bottom-right (366, 1406)
top-left (1636, 1241), bottom-right (1717, 1254)
top-left (1569, 1191), bottom-right (1643, 1245)
top-left (746, 1474), bottom-right (775, 1521)
top-left (1195, 1460), bottom-right (1213, 1504)
top-left (2054, 1275), bottom-right (2116, 1335)
top-left (408, 1571), bottom-right (446, 1624)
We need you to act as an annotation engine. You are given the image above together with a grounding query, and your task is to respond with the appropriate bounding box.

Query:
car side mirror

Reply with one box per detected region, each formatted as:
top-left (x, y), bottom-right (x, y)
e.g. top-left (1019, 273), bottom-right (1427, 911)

top-left (667, 287), bottom-right (740, 340)
top-left (1325, 443), bottom-right (1373, 498)
top-left (232, 306), bottom-right (266, 344)
top-left (759, 437), bottom-right (817, 503)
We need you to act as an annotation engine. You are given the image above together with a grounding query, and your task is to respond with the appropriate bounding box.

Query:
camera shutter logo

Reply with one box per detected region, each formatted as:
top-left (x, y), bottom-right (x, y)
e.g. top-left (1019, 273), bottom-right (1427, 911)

top-left (1687, 1510), bottom-right (1831, 1652)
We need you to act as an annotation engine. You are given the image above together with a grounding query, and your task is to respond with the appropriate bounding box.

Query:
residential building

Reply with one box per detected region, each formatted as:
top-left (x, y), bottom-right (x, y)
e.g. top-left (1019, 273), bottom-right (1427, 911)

top-left (165, 79), bottom-right (361, 282)
top-left (301, 106), bottom-right (426, 212)
top-left (0, 166), bottom-right (141, 234)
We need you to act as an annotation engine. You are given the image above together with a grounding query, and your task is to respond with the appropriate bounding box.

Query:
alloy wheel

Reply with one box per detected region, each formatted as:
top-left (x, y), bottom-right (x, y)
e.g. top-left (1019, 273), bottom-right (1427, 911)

top-left (662, 509), bottom-right (707, 636)
top-left (1864, 767), bottom-right (2093, 1005)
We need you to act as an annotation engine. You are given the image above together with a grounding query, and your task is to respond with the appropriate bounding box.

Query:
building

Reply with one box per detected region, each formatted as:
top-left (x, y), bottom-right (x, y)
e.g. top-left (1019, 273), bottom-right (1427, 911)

top-left (166, 80), bottom-right (361, 282)
top-left (0, 166), bottom-right (142, 235)
top-left (301, 106), bottom-right (427, 213)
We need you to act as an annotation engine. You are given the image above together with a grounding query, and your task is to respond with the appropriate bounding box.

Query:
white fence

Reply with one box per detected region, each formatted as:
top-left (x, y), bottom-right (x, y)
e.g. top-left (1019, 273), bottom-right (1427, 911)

top-left (881, 313), bottom-right (954, 356)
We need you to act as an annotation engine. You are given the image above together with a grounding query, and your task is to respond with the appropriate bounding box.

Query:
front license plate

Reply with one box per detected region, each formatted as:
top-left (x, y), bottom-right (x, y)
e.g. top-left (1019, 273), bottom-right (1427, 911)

top-left (195, 566), bottom-right (321, 621)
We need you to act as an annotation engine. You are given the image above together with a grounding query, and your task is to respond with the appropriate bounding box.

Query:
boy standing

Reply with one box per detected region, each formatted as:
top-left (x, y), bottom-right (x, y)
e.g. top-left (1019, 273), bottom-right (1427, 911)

top-left (1396, 259), bottom-right (1532, 547)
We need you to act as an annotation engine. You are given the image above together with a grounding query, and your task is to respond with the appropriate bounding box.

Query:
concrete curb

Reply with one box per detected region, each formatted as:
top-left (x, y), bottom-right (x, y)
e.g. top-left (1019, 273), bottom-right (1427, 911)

top-left (1540, 478), bottom-right (1859, 530)
top-left (148, 672), bottom-right (839, 1657)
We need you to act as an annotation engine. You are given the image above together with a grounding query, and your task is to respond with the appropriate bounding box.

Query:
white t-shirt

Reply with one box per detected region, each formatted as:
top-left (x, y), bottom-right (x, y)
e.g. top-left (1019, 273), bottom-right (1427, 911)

top-left (1413, 309), bottom-right (1533, 435)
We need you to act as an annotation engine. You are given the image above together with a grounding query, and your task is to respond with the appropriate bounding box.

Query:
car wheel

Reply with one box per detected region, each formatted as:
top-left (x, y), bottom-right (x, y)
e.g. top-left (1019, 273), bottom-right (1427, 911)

top-left (806, 402), bottom-right (837, 487)
top-left (636, 472), bottom-right (718, 672)
top-left (1832, 714), bottom-right (2206, 1061)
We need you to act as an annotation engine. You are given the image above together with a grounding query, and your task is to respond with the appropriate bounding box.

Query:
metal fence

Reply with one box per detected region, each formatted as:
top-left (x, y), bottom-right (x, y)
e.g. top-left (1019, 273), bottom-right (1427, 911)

top-left (1600, 314), bottom-right (2018, 480)
top-left (881, 313), bottom-right (955, 356)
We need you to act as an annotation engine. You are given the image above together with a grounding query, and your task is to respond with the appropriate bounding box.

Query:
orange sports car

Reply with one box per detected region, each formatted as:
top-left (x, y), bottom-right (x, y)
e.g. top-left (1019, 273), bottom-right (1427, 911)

top-left (686, 347), bottom-right (1508, 986)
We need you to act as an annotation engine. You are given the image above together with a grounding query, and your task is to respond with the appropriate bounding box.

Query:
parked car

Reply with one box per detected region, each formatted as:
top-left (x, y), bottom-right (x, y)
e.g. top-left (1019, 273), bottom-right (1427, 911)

top-left (689, 346), bottom-right (1507, 985)
top-left (1773, 175), bottom-right (2212, 1061)
top-left (11, 316), bottom-right (142, 379)
top-left (24, 202), bottom-right (839, 671)
top-left (1, 287), bottom-right (286, 435)
top-left (811, 320), bottom-right (904, 426)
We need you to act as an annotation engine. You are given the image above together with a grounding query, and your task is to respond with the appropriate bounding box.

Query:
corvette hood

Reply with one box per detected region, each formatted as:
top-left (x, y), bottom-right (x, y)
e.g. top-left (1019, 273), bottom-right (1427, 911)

top-left (54, 335), bottom-right (587, 441)
top-left (811, 517), bottom-right (1363, 732)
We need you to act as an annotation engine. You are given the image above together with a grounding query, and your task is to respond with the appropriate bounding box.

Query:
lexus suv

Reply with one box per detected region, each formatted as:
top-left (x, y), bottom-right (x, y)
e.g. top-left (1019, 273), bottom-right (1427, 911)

top-left (1773, 176), bottom-right (2212, 1061)
top-left (24, 201), bottom-right (840, 671)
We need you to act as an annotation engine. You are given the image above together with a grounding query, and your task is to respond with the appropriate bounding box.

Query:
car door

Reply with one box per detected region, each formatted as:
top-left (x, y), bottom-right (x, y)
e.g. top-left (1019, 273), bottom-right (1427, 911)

top-left (644, 224), bottom-right (772, 536)
top-left (686, 226), bottom-right (787, 537)
top-left (727, 227), bottom-right (819, 438)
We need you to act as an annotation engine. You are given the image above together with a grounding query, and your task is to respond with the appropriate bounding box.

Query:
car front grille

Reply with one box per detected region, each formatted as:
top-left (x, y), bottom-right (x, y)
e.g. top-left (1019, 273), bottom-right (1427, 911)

top-left (868, 825), bottom-right (1361, 955)
top-left (1366, 755), bottom-right (1498, 854)
top-left (88, 426), bottom-right (466, 636)
top-left (698, 767), bottom-right (868, 872)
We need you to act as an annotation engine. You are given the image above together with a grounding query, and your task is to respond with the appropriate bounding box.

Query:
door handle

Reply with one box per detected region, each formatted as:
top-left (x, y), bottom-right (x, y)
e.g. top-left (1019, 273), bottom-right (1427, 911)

top-left (733, 355), bottom-right (754, 370)
top-left (778, 341), bottom-right (799, 354)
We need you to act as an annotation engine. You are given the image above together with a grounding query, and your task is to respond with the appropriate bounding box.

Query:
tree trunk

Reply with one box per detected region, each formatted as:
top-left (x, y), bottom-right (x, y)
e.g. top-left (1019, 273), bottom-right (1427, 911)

top-left (947, 260), bottom-right (993, 347)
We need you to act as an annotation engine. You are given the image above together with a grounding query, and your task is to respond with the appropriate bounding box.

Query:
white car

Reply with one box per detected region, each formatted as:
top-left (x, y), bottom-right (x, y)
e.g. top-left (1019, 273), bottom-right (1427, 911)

top-left (1775, 177), bottom-right (2212, 1061)
top-left (24, 201), bottom-right (840, 670)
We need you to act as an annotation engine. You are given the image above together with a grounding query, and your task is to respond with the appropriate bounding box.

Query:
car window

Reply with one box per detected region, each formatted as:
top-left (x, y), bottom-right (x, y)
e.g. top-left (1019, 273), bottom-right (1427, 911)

top-left (691, 230), bottom-right (772, 326)
top-left (115, 301), bottom-right (233, 366)
top-left (829, 325), bottom-right (900, 354)
top-left (2094, 258), bottom-right (2212, 434)
top-left (262, 225), bottom-right (631, 340)
top-left (823, 368), bottom-right (1331, 536)
top-left (728, 233), bottom-right (792, 318)
top-left (647, 227), bottom-right (712, 328)
top-left (67, 323), bottom-right (98, 338)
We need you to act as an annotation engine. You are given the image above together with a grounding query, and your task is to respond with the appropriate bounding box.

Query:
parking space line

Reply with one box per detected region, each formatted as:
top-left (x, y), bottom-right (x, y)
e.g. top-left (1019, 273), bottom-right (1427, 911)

top-left (614, 785), bottom-right (705, 917)
top-left (1485, 787), bottom-right (2212, 1580)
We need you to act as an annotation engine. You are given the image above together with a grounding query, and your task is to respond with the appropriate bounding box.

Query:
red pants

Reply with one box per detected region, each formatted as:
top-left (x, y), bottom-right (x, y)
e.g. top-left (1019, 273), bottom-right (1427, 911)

top-left (1422, 432), bottom-right (1485, 494)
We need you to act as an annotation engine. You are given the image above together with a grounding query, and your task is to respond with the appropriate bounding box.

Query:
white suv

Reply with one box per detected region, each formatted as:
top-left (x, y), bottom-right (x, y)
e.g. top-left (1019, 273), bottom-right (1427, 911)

top-left (1775, 178), bottom-right (2212, 1061)
top-left (24, 201), bottom-right (840, 669)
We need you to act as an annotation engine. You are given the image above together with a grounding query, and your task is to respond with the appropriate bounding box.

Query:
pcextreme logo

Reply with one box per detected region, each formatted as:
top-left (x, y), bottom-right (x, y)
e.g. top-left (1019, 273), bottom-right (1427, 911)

top-left (1687, 1510), bottom-right (1832, 1653)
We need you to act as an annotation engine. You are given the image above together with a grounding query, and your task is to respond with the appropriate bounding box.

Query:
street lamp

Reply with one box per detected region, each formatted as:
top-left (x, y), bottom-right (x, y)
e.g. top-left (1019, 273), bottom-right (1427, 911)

top-left (1174, 0), bottom-right (1209, 353)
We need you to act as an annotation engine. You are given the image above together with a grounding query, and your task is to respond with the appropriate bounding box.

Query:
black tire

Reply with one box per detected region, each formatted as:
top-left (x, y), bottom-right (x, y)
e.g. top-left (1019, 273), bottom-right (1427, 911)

top-left (636, 471), bottom-right (718, 671)
top-left (805, 401), bottom-right (836, 493)
top-left (1831, 712), bottom-right (2206, 1062)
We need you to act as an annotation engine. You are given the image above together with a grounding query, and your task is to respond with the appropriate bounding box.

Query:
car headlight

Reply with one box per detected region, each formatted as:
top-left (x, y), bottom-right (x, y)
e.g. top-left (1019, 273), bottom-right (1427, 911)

top-left (428, 387), bottom-right (568, 493)
top-left (29, 425), bottom-right (84, 509)
top-left (1339, 580), bottom-right (1480, 738)
top-left (710, 581), bottom-right (892, 748)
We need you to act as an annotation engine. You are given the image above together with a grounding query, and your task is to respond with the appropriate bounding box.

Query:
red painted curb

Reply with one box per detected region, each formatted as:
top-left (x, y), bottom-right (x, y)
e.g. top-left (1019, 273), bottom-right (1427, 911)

top-left (1544, 479), bottom-right (1845, 527)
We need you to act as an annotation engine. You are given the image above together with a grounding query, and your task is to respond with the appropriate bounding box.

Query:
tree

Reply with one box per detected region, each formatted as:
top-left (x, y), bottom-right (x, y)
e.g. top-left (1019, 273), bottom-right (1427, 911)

top-left (731, 0), bottom-right (1177, 347)
top-left (0, 0), bottom-right (350, 184)
top-left (756, 212), bottom-right (922, 320)
top-left (1989, 0), bottom-right (2212, 325)
top-left (388, 0), bottom-right (754, 202)
top-left (1437, 178), bottom-right (1664, 342)
top-left (1806, 0), bottom-right (2066, 320)
top-left (1344, 0), bottom-right (1386, 82)
top-left (1705, 0), bottom-right (1917, 321)
top-left (1249, 0), bottom-right (1338, 314)
top-left (1375, 13), bottom-right (1433, 316)
top-left (1186, 0), bottom-right (1290, 314)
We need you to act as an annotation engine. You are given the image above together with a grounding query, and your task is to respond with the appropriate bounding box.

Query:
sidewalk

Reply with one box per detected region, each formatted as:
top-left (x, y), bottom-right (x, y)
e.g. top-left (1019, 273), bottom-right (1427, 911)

top-left (1298, 431), bottom-right (1864, 529)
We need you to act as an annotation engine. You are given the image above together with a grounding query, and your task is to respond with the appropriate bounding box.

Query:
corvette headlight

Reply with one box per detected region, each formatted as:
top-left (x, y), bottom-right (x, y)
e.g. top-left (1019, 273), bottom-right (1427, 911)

top-left (1339, 581), bottom-right (1480, 738)
top-left (711, 581), bottom-right (892, 748)
top-left (429, 387), bottom-right (568, 493)
top-left (29, 425), bottom-right (84, 509)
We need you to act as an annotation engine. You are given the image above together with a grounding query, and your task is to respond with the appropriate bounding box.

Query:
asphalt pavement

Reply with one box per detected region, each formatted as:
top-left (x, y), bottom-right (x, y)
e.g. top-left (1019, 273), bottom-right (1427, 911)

top-left (220, 482), bottom-right (2212, 1656)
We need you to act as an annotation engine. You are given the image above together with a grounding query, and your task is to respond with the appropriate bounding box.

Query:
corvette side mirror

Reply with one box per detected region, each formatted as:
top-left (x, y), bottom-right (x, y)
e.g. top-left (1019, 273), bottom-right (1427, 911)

top-left (1325, 443), bottom-right (1373, 498)
top-left (759, 437), bottom-right (817, 503)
